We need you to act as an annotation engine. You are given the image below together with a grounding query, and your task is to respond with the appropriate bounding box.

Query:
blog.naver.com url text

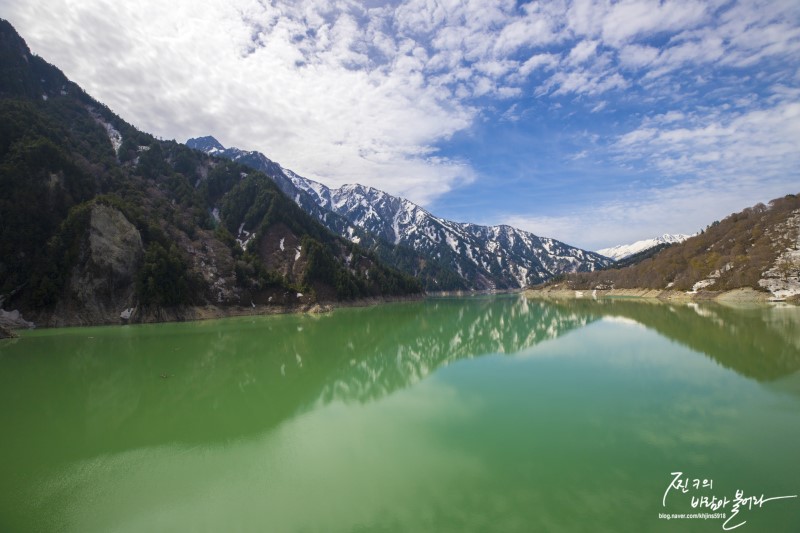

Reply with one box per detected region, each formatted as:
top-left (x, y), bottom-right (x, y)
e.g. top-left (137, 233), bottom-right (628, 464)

top-left (659, 512), bottom-right (726, 521)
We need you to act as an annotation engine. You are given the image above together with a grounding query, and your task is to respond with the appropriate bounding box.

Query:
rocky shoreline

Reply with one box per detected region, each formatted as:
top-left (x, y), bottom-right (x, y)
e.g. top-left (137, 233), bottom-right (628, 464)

top-left (0, 294), bottom-right (425, 333)
top-left (525, 286), bottom-right (798, 304)
top-left (0, 325), bottom-right (16, 338)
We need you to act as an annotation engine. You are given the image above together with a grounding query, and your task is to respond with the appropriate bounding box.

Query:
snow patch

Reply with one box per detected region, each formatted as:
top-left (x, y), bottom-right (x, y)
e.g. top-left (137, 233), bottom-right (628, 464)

top-left (235, 223), bottom-right (255, 250)
top-left (445, 232), bottom-right (459, 253)
top-left (392, 209), bottom-right (403, 244)
top-left (89, 109), bottom-right (123, 154)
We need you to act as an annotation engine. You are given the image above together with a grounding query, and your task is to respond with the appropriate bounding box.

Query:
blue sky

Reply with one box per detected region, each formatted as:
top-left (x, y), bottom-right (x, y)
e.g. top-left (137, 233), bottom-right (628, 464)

top-left (3, 0), bottom-right (799, 249)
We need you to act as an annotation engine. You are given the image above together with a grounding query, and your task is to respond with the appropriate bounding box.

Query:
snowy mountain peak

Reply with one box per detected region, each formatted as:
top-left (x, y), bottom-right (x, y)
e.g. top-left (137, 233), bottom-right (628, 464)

top-left (186, 136), bottom-right (225, 153)
top-left (187, 137), bottom-right (613, 289)
top-left (597, 233), bottom-right (693, 261)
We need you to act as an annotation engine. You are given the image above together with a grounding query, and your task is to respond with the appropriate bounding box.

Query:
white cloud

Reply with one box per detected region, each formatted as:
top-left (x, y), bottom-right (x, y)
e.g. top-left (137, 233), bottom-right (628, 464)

top-left (2, 0), bottom-right (482, 204)
top-left (642, 36), bottom-right (726, 79)
top-left (566, 0), bottom-right (608, 38)
top-left (503, 177), bottom-right (797, 251)
top-left (515, 99), bottom-right (800, 249)
top-left (651, 111), bottom-right (686, 124)
top-left (493, 2), bottom-right (563, 55)
top-left (599, 0), bottom-right (710, 46)
top-left (2, 0), bottom-right (799, 234)
top-left (517, 53), bottom-right (559, 78)
top-left (548, 68), bottom-right (629, 96)
top-left (568, 40), bottom-right (599, 64)
top-left (618, 44), bottom-right (659, 69)
top-left (614, 101), bottom-right (800, 182)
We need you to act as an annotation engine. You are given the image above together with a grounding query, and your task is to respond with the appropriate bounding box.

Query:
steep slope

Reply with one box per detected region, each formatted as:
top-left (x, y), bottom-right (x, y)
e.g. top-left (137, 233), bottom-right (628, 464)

top-left (549, 195), bottom-right (800, 299)
top-left (187, 137), bottom-right (612, 289)
top-left (187, 137), bottom-right (467, 291)
top-left (597, 234), bottom-right (692, 261)
top-left (0, 20), bottom-right (420, 326)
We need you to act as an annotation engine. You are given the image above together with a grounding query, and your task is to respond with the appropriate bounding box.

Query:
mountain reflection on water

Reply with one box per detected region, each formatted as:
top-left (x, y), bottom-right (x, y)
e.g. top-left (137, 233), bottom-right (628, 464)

top-left (540, 297), bottom-right (800, 382)
top-left (0, 296), bottom-right (591, 463)
top-left (0, 295), bottom-right (797, 468)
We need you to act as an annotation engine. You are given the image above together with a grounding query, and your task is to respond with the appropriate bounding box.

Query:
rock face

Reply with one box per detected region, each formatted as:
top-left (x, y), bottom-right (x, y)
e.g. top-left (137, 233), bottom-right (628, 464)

top-left (0, 324), bottom-right (17, 338)
top-left (0, 308), bottom-right (34, 329)
top-left (60, 205), bottom-right (144, 324)
top-left (758, 210), bottom-right (800, 300)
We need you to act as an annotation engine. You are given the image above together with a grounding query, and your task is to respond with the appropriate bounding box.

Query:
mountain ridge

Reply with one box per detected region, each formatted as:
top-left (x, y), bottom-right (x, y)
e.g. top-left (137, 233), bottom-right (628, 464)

top-left (538, 196), bottom-right (800, 299)
top-left (187, 136), bottom-right (613, 289)
top-left (597, 233), bottom-right (693, 261)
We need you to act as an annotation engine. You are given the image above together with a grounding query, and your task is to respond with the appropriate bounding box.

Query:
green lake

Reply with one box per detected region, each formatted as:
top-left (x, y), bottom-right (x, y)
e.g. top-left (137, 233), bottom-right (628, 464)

top-left (1, 295), bottom-right (799, 532)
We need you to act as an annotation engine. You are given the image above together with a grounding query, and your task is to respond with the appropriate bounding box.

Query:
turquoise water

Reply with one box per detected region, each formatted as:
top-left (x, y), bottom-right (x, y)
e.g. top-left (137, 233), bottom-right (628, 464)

top-left (1, 296), bottom-right (798, 531)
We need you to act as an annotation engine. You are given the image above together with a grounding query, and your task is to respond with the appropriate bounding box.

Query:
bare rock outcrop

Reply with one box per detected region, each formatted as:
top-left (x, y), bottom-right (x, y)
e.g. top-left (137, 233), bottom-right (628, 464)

top-left (47, 204), bottom-right (144, 326)
top-left (758, 210), bottom-right (800, 300)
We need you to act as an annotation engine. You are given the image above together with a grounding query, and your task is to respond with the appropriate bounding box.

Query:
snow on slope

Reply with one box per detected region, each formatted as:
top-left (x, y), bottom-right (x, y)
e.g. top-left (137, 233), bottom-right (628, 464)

top-left (597, 234), bottom-right (693, 261)
top-left (187, 136), bottom-right (612, 289)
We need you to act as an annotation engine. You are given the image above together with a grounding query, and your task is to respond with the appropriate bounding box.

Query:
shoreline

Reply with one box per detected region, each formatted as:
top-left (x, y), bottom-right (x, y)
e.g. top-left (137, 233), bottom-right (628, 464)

top-left (425, 289), bottom-right (523, 297)
top-left (2, 294), bottom-right (425, 333)
top-left (524, 286), bottom-right (797, 305)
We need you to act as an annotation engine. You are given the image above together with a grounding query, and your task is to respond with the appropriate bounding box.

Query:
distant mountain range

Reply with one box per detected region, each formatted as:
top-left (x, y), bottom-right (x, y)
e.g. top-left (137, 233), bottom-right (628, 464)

top-left (187, 136), bottom-right (613, 290)
top-left (597, 234), bottom-right (692, 261)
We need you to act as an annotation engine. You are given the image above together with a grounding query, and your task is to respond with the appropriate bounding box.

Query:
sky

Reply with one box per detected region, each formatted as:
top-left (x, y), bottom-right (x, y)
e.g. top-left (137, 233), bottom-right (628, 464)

top-left (2, 0), bottom-right (799, 250)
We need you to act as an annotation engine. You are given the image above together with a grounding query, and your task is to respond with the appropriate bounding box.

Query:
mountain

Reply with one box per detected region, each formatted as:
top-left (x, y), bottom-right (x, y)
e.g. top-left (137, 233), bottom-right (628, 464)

top-left (187, 137), bottom-right (613, 289)
top-left (187, 137), bottom-right (470, 291)
top-left (0, 19), bottom-right (420, 327)
top-left (184, 135), bottom-right (224, 153)
top-left (596, 234), bottom-right (692, 261)
top-left (548, 195), bottom-right (800, 298)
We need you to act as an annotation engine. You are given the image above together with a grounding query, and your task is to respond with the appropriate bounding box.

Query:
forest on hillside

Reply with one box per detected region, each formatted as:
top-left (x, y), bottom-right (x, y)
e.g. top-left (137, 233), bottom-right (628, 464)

top-left (552, 194), bottom-right (800, 292)
top-left (0, 19), bottom-right (420, 324)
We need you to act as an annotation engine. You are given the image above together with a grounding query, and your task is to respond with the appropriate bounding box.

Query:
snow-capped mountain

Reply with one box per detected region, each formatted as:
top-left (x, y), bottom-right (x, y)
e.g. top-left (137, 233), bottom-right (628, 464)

top-left (187, 137), bottom-right (613, 289)
top-left (597, 234), bottom-right (693, 261)
top-left (185, 135), bottom-right (225, 153)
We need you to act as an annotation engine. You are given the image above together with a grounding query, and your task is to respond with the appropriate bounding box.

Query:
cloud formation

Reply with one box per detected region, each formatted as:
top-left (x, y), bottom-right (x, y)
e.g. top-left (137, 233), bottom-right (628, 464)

top-left (2, 0), bottom-right (799, 246)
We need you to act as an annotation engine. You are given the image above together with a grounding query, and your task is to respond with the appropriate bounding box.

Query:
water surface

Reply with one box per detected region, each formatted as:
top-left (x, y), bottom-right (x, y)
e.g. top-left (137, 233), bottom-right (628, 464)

top-left (1, 296), bottom-right (799, 532)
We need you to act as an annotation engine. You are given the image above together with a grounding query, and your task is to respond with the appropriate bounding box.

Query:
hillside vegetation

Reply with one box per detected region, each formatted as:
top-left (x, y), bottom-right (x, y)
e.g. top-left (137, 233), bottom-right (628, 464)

top-left (549, 194), bottom-right (800, 294)
top-left (0, 20), bottom-right (420, 326)
top-left (186, 138), bottom-right (470, 292)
